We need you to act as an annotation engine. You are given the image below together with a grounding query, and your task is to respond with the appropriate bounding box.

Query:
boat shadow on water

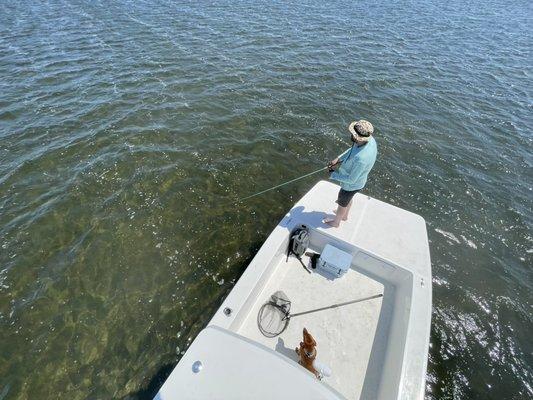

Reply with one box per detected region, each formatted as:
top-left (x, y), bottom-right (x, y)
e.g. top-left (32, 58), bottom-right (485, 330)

top-left (123, 363), bottom-right (174, 400)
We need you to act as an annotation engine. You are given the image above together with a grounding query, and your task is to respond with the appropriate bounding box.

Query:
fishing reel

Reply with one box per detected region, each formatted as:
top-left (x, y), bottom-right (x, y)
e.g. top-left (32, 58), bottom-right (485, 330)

top-left (327, 160), bottom-right (341, 172)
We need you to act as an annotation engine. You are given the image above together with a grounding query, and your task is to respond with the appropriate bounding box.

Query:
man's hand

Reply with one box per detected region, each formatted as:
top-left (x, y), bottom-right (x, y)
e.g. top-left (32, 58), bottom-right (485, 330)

top-left (327, 158), bottom-right (340, 172)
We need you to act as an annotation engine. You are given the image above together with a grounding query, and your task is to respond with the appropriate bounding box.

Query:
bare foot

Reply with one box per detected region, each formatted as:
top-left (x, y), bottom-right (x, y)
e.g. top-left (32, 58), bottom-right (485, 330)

top-left (322, 218), bottom-right (340, 227)
top-left (333, 209), bottom-right (348, 221)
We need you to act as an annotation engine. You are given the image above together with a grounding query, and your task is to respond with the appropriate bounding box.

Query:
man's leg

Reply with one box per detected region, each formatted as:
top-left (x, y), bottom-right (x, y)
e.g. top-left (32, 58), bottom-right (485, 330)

top-left (325, 204), bottom-right (347, 227)
top-left (323, 189), bottom-right (354, 227)
top-left (344, 199), bottom-right (353, 220)
top-left (333, 199), bottom-right (352, 221)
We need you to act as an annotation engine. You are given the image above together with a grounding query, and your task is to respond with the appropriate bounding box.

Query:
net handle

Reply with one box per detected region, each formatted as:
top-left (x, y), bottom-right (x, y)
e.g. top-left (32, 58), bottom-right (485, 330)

top-left (290, 294), bottom-right (383, 318)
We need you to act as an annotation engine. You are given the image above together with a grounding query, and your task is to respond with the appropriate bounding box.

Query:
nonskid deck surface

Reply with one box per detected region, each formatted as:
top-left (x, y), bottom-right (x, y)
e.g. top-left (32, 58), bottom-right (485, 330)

top-left (236, 253), bottom-right (394, 400)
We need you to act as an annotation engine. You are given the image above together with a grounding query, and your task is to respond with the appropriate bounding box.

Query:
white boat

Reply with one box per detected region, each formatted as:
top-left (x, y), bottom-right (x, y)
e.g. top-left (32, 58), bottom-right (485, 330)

top-left (154, 180), bottom-right (432, 400)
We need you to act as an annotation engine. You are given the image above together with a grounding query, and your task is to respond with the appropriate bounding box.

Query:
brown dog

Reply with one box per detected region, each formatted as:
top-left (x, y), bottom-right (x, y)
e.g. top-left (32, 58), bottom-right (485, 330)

top-left (295, 328), bottom-right (320, 379)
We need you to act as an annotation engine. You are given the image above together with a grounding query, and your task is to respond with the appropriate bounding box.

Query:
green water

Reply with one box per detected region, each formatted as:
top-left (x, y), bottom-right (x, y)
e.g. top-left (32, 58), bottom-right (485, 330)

top-left (0, 0), bottom-right (531, 399)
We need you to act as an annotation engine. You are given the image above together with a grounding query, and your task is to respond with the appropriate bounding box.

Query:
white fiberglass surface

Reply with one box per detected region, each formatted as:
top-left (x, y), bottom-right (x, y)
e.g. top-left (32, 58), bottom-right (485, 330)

top-left (236, 252), bottom-right (396, 400)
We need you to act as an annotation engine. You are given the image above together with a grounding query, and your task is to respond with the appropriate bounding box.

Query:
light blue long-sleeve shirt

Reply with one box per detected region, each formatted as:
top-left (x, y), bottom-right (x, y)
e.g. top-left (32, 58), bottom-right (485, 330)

top-left (330, 137), bottom-right (377, 191)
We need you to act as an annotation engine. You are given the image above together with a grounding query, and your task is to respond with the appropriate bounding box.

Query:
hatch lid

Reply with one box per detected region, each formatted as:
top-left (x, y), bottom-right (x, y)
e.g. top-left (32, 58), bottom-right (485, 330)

top-left (155, 326), bottom-right (344, 400)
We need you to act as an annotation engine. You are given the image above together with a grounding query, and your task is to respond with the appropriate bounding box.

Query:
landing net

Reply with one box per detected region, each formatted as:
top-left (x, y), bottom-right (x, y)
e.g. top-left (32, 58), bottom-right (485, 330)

top-left (257, 291), bottom-right (291, 338)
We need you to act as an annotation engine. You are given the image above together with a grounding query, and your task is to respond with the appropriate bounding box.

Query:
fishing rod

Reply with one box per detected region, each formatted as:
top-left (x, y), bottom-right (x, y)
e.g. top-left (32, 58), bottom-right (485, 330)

top-left (236, 160), bottom-right (342, 203)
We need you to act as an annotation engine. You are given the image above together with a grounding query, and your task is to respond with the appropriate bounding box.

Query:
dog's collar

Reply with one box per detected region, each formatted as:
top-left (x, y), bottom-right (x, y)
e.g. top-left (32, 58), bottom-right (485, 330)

top-left (304, 348), bottom-right (316, 359)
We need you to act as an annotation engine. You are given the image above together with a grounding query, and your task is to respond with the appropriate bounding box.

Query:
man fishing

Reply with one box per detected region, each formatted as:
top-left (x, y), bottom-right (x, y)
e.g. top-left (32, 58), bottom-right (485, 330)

top-left (323, 119), bottom-right (377, 227)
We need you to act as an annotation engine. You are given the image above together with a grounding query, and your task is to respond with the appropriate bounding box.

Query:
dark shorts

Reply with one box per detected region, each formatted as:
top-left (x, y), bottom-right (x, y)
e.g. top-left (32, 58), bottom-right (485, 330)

top-left (336, 188), bottom-right (359, 207)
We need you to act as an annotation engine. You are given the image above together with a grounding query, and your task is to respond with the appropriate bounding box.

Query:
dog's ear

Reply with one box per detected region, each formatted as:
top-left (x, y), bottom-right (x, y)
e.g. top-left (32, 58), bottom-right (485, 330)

top-left (303, 328), bottom-right (316, 346)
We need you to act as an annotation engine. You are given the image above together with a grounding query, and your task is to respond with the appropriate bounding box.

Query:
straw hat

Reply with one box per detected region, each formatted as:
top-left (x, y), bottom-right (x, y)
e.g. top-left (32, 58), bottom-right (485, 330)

top-left (348, 120), bottom-right (374, 142)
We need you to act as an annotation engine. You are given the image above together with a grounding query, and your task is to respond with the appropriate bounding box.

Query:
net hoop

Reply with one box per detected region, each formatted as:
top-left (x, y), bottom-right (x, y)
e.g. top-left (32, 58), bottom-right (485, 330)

top-left (257, 302), bottom-right (290, 338)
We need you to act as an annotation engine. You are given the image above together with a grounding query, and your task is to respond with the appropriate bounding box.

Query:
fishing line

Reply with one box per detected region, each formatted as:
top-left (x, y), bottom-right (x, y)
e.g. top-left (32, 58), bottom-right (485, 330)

top-left (236, 160), bottom-right (342, 203)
